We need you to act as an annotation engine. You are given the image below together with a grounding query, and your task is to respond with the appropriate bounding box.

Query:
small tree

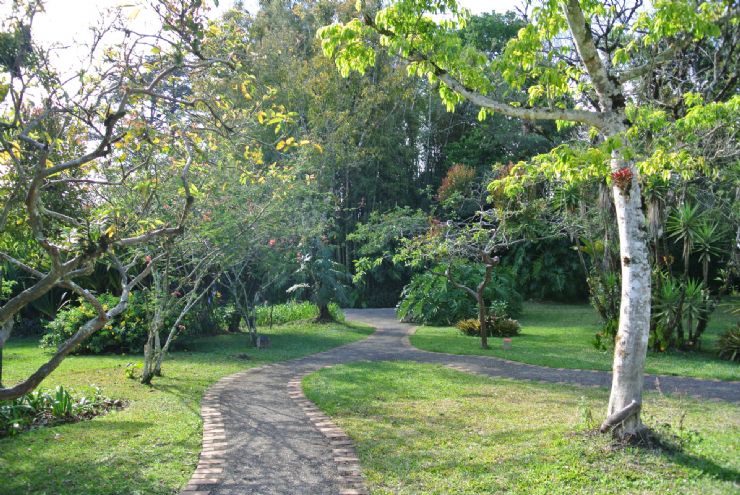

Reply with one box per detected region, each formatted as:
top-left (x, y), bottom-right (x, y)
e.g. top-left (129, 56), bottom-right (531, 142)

top-left (140, 243), bottom-right (216, 385)
top-left (0, 0), bottom-right (232, 400)
top-left (290, 237), bottom-right (350, 322)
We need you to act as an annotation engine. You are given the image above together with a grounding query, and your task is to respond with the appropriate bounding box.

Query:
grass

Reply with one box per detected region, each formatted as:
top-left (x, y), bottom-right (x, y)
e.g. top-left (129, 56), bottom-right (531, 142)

top-left (0, 321), bottom-right (372, 495)
top-left (411, 302), bottom-right (740, 381)
top-left (255, 301), bottom-right (343, 326)
top-left (303, 361), bottom-right (740, 495)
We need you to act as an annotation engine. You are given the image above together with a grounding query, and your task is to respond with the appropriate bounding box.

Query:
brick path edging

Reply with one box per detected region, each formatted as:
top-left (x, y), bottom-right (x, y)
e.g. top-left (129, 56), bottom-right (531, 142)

top-left (288, 370), bottom-right (369, 495)
top-left (180, 365), bottom-right (273, 495)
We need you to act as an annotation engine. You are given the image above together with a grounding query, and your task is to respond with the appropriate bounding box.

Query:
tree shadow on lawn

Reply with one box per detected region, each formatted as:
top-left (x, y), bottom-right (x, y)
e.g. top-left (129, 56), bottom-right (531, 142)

top-left (0, 419), bottom-right (196, 495)
top-left (634, 432), bottom-right (740, 484)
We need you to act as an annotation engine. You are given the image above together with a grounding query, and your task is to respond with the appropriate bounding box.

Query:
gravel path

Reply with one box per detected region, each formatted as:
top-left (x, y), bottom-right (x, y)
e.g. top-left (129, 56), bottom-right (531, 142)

top-left (181, 308), bottom-right (740, 495)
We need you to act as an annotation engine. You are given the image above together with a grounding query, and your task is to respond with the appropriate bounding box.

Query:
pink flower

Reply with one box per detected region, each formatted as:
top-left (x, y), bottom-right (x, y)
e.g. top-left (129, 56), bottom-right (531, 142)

top-left (145, 255), bottom-right (152, 265)
top-left (268, 239), bottom-right (276, 247)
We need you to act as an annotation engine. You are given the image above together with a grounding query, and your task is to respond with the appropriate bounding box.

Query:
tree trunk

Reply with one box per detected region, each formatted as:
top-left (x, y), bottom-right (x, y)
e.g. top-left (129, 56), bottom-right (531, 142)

top-left (0, 319), bottom-right (10, 388)
top-left (477, 293), bottom-right (489, 349)
top-left (153, 329), bottom-right (162, 377)
top-left (605, 137), bottom-right (652, 439)
top-left (227, 311), bottom-right (242, 333)
top-left (315, 303), bottom-right (333, 323)
top-left (141, 308), bottom-right (164, 385)
top-left (141, 331), bottom-right (156, 385)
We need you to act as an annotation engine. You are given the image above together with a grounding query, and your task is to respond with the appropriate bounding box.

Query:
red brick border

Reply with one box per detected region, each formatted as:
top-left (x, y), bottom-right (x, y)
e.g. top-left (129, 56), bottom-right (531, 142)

top-left (180, 365), bottom-right (271, 495)
top-left (288, 370), bottom-right (369, 495)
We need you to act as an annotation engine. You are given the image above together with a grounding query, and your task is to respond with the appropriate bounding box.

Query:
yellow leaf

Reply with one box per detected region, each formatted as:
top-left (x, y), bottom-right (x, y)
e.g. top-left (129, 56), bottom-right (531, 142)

top-left (240, 82), bottom-right (252, 100)
top-left (276, 140), bottom-right (286, 151)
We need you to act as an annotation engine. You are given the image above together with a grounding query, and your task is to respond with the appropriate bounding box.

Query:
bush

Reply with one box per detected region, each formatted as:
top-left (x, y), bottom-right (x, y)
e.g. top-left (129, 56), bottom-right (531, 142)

top-left (455, 316), bottom-right (521, 337)
top-left (255, 301), bottom-right (344, 326)
top-left (455, 319), bottom-right (480, 336)
top-left (718, 325), bottom-right (740, 362)
top-left (41, 292), bottom-right (150, 354)
top-left (397, 264), bottom-right (522, 325)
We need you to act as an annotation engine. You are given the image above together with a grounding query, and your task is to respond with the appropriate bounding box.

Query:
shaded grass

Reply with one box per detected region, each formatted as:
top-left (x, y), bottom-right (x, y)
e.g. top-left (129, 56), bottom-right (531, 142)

top-left (303, 361), bottom-right (740, 495)
top-left (411, 302), bottom-right (739, 381)
top-left (0, 321), bottom-right (372, 495)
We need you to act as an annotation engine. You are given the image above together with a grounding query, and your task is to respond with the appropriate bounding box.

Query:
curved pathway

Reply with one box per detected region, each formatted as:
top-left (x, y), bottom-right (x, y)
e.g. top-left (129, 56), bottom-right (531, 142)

top-left (181, 308), bottom-right (740, 495)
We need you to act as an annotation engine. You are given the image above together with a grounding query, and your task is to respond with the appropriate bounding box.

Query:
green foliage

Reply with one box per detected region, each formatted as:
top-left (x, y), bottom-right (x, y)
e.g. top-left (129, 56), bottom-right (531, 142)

top-left (123, 362), bottom-right (141, 380)
top-left (455, 316), bottom-right (520, 337)
top-left (454, 318), bottom-right (479, 336)
top-left (255, 301), bottom-right (344, 326)
top-left (717, 325), bottom-right (740, 363)
top-left (587, 269), bottom-right (620, 349)
top-left (290, 237), bottom-right (351, 315)
top-left (652, 274), bottom-right (712, 351)
top-left (437, 163), bottom-right (476, 202)
top-left (397, 263), bottom-right (522, 325)
top-left (0, 385), bottom-right (115, 437)
top-left (502, 240), bottom-right (588, 302)
top-left (40, 293), bottom-right (151, 354)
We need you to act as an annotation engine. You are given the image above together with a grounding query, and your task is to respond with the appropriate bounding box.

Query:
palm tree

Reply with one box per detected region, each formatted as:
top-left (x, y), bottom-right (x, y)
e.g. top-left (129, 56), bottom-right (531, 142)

top-left (692, 220), bottom-right (726, 344)
top-left (693, 220), bottom-right (724, 288)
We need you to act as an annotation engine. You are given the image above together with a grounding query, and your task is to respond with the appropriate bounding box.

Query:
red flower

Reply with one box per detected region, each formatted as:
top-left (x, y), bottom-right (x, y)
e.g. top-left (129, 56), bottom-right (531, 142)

top-left (611, 167), bottom-right (633, 192)
top-left (268, 239), bottom-right (276, 247)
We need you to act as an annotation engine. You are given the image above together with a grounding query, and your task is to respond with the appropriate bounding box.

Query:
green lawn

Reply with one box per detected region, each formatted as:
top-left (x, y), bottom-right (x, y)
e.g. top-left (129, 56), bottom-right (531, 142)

top-left (303, 361), bottom-right (740, 495)
top-left (411, 302), bottom-right (739, 381)
top-left (0, 321), bottom-right (372, 495)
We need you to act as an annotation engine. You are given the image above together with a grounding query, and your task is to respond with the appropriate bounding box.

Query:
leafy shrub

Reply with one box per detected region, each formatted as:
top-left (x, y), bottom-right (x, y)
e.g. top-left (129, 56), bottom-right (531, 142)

top-left (41, 292), bottom-right (150, 354)
top-left (455, 316), bottom-right (521, 337)
top-left (455, 319), bottom-right (480, 336)
top-left (501, 240), bottom-right (588, 303)
top-left (437, 164), bottom-right (476, 202)
top-left (589, 270), bottom-right (620, 341)
top-left (718, 325), bottom-right (740, 362)
top-left (0, 386), bottom-right (122, 437)
top-left (397, 264), bottom-right (522, 325)
top-left (491, 317), bottom-right (521, 337)
top-left (255, 301), bottom-right (343, 326)
top-left (488, 300), bottom-right (509, 318)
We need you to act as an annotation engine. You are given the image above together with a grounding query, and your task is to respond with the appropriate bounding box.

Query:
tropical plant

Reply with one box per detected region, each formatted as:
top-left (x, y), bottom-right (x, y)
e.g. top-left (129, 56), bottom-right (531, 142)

top-left (455, 316), bottom-right (520, 337)
top-left (397, 263), bottom-right (521, 326)
top-left (0, 386), bottom-right (117, 437)
top-left (718, 325), bottom-right (740, 362)
top-left (666, 203), bottom-right (704, 277)
top-left (289, 237), bottom-right (351, 322)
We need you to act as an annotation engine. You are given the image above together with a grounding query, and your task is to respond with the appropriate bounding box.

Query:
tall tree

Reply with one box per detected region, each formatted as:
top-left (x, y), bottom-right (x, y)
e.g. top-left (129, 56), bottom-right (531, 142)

top-left (318, 0), bottom-right (737, 439)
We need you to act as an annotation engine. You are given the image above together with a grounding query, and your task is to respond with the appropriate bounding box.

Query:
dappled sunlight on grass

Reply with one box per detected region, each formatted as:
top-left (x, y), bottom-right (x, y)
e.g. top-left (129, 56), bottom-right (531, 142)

top-left (0, 321), bottom-right (372, 495)
top-left (304, 361), bottom-right (740, 495)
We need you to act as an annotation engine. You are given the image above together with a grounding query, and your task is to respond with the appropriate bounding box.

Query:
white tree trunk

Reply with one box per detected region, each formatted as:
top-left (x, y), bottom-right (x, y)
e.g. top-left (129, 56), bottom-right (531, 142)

top-left (606, 128), bottom-right (652, 438)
